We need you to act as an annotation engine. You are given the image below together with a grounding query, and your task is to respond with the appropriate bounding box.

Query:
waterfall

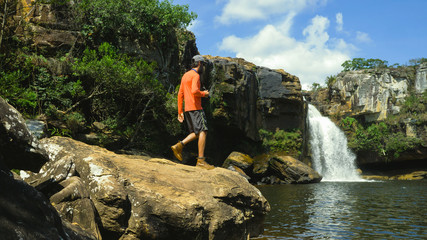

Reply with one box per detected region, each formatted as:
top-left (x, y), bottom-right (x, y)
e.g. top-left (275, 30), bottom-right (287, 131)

top-left (308, 104), bottom-right (362, 181)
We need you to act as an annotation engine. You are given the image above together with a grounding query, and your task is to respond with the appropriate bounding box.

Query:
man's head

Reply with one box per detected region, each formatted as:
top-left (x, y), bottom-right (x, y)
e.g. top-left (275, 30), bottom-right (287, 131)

top-left (191, 55), bottom-right (206, 73)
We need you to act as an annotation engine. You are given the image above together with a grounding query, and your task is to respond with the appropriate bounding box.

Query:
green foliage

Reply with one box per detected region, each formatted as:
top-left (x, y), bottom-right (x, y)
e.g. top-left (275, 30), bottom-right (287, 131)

top-left (72, 42), bottom-right (160, 123)
top-left (64, 112), bottom-right (86, 135)
top-left (72, 42), bottom-right (181, 152)
top-left (311, 82), bottom-right (321, 91)
top-left (49, 127), bottom-right (72, 137)
top-left (384, 132), bottom-right (421, 159)
top-left (163, 90), bottom-right (185, 136)
top-left (259, 128), bottom-right (302, 156)
top-left (0, 70), bottom-right (35, 113)
top-left (408, 58), bottom-right (427, 66)
top-left (341, 58), bottom-right (389, 72)
top-left (73, 0), bottom-right (196, 47)
top-left (340, 117), bottom-right (358, 132)
top-left (401, 92), bottom-right (427, 114)
top-left (325, 75), bottom-right (337, 87)
top-left (0, 54), bottom-right (85, 116)
top-left (342, 118), bottom-right (422, 161)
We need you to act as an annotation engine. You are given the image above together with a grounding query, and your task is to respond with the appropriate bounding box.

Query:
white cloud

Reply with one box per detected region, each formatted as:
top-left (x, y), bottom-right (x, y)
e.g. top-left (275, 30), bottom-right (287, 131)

top-left (336, 12), bottom-right (343, 32)
top-left (356, 31), bottom-right (371, 43)
top-left (216, 0), bottom-right (326, 24)
top-left (220, 15), bottom-right (355, 87)
top-left (303, 15), bottom-right (330, 48)
top-left (187, 19), bottom-right (202, 35)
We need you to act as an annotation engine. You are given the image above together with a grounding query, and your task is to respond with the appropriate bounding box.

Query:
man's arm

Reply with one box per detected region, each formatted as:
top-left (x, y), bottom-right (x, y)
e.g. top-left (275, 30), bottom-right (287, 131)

top-left (191, 75), bottom-right (208, 97)
top-left (177, 83), bottom-right (184, 115)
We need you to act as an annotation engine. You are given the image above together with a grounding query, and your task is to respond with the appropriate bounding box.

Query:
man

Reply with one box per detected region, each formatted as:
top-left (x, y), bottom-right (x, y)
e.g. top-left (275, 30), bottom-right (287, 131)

top-left (171, 55), bottom-right (214, 170)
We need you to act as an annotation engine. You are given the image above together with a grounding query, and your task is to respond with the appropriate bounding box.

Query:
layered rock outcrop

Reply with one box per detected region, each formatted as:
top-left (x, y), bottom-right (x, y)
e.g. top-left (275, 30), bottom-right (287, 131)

top-left (308, 65), bottom-right (427, 174)
top-left (314, 64), bottom-right (426, 123)
top-left (203, 56), bottom-right (305, 141)
top-left (0, 96), bottom-right (96, 239)
top-left (223, 152), bottom-right (322, 184)
top-left (25, 136), bottom-right (270, 240)
top-left (199, 56), bottom-right (306, 163)
top-left (318, 69), bottom-right (408, 122)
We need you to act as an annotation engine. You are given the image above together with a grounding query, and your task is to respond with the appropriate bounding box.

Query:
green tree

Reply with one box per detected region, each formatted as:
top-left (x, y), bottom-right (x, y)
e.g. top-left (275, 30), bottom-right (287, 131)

top-left (73, 0), bottom-right (196, 47)
top-left (311, 82), bottom-right (321, 91)
top-left (341, 58), bottom-right (389, 71)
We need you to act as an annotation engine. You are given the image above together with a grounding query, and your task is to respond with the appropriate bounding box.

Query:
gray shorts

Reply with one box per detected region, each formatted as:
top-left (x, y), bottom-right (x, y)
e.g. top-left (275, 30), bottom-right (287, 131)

top-left (184, 110), bottom-right (208, 134)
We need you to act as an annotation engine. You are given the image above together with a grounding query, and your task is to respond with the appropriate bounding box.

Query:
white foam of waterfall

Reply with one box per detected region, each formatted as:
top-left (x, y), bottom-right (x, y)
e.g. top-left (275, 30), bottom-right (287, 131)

top-left (308, 104), bottom-right (363, 181)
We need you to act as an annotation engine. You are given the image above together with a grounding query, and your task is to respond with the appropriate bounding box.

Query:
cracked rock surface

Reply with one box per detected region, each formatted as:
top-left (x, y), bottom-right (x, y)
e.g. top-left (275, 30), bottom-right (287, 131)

top-left (27, 136), bottom-right (270, 240)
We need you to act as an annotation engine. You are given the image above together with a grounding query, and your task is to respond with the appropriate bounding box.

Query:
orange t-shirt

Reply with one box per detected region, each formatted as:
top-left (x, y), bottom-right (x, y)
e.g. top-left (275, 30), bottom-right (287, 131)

top-left (177, 69), bottom-right (206, 114)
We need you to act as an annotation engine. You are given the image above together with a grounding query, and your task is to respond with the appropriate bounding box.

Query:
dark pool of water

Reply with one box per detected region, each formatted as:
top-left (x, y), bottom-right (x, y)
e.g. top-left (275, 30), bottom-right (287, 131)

top-left (254, 181), bottom-right (427, 239)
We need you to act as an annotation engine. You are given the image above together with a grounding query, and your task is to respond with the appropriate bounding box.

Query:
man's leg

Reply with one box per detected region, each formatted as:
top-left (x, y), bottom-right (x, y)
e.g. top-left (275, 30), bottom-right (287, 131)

top-left (197, 131), bottom-right (207, 158)
top-left (182, 132), bottom-right (198, 145)
top-left (196, 131), bottom-right (214, 169)
top-left (171, 132), bottom-right (198, 161)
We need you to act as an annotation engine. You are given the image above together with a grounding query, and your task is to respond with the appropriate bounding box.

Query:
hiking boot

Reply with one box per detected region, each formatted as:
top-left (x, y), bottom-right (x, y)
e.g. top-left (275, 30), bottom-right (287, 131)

top-left (171, 141), bottom-right (184, 161)
top-left (196, 157), bottom-right (215, 170)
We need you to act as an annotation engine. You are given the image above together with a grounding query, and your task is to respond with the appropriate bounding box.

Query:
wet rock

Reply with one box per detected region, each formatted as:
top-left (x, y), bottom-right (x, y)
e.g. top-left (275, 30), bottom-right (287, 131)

top-left (0, 97), bottom-right (48, 172)
top-left (222, 152), bottom-right (322, 185)
top-left (268, 155), bottom-right (322, 184)
top-left (34, 136), bottom-right (270, 240)
top-left (223, 151), bottom-right (254, 170)
top-left (393, 171), bottom-right (427, 180)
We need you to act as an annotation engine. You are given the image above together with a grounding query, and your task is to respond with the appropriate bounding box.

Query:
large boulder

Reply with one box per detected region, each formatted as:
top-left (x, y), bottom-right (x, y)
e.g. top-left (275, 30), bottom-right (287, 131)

top-left (222, 152), bottom-right (322, 185)
top-left (0, 169), bottom-right (96, 240)
top-left (28, 136), bottom-right (270, 240)
top-left (268, 155), bottom-right (323, 184)
top-left (0, 97), bottom-right (48, 172)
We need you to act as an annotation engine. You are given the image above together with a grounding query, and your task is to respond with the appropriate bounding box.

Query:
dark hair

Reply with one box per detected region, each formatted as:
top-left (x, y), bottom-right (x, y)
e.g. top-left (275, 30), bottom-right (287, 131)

top-left (191, 60), bottom-right (201, 68)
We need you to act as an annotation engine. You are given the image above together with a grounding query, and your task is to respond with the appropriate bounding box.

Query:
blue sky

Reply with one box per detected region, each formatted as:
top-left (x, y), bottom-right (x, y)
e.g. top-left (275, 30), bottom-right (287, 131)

top-left (173, 0), bottom-right (427, 89)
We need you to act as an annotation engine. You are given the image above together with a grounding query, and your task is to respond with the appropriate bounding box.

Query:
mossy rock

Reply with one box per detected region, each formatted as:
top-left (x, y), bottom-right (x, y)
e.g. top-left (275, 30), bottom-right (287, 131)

top-left (222, 152), bottom-right (254, 170)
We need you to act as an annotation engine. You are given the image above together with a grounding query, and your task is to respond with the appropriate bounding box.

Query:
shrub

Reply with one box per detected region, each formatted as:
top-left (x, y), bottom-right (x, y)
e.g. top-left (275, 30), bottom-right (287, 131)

top-left (341, 117), bottom-right (423, 161)
top-left (325, 75), bottom-right (337, 87)
top-left (259, 128), bottom-right (302, 156)
top-left (341, 58), bottom-right (389, 72)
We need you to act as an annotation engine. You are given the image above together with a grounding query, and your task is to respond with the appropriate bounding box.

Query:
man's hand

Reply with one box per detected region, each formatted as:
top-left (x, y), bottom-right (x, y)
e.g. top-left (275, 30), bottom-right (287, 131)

top-left (178, 113), bottom-right (184, 123)
top-left (203, 90), bottom-right (209, 97)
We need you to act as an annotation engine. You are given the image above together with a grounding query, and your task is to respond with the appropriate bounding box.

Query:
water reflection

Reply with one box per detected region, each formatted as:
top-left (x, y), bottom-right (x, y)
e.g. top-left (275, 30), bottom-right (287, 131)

top-left (304, 183), bottom-right (355, 239)
top-left (255, 181), bottom-right (427, 240)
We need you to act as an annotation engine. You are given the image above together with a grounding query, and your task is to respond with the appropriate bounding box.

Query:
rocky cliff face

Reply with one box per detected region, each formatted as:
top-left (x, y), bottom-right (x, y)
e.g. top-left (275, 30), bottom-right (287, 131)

top-left (199, 56), bottom-right (306, 162)
top-left (315, 66), bottom-right (426, 122)
top-left (309, 64), bottom-right (427, 174)
top-left (415, 63), bottom-right (427, 93)
top-left (203, 56), bottom-right (304, 140)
